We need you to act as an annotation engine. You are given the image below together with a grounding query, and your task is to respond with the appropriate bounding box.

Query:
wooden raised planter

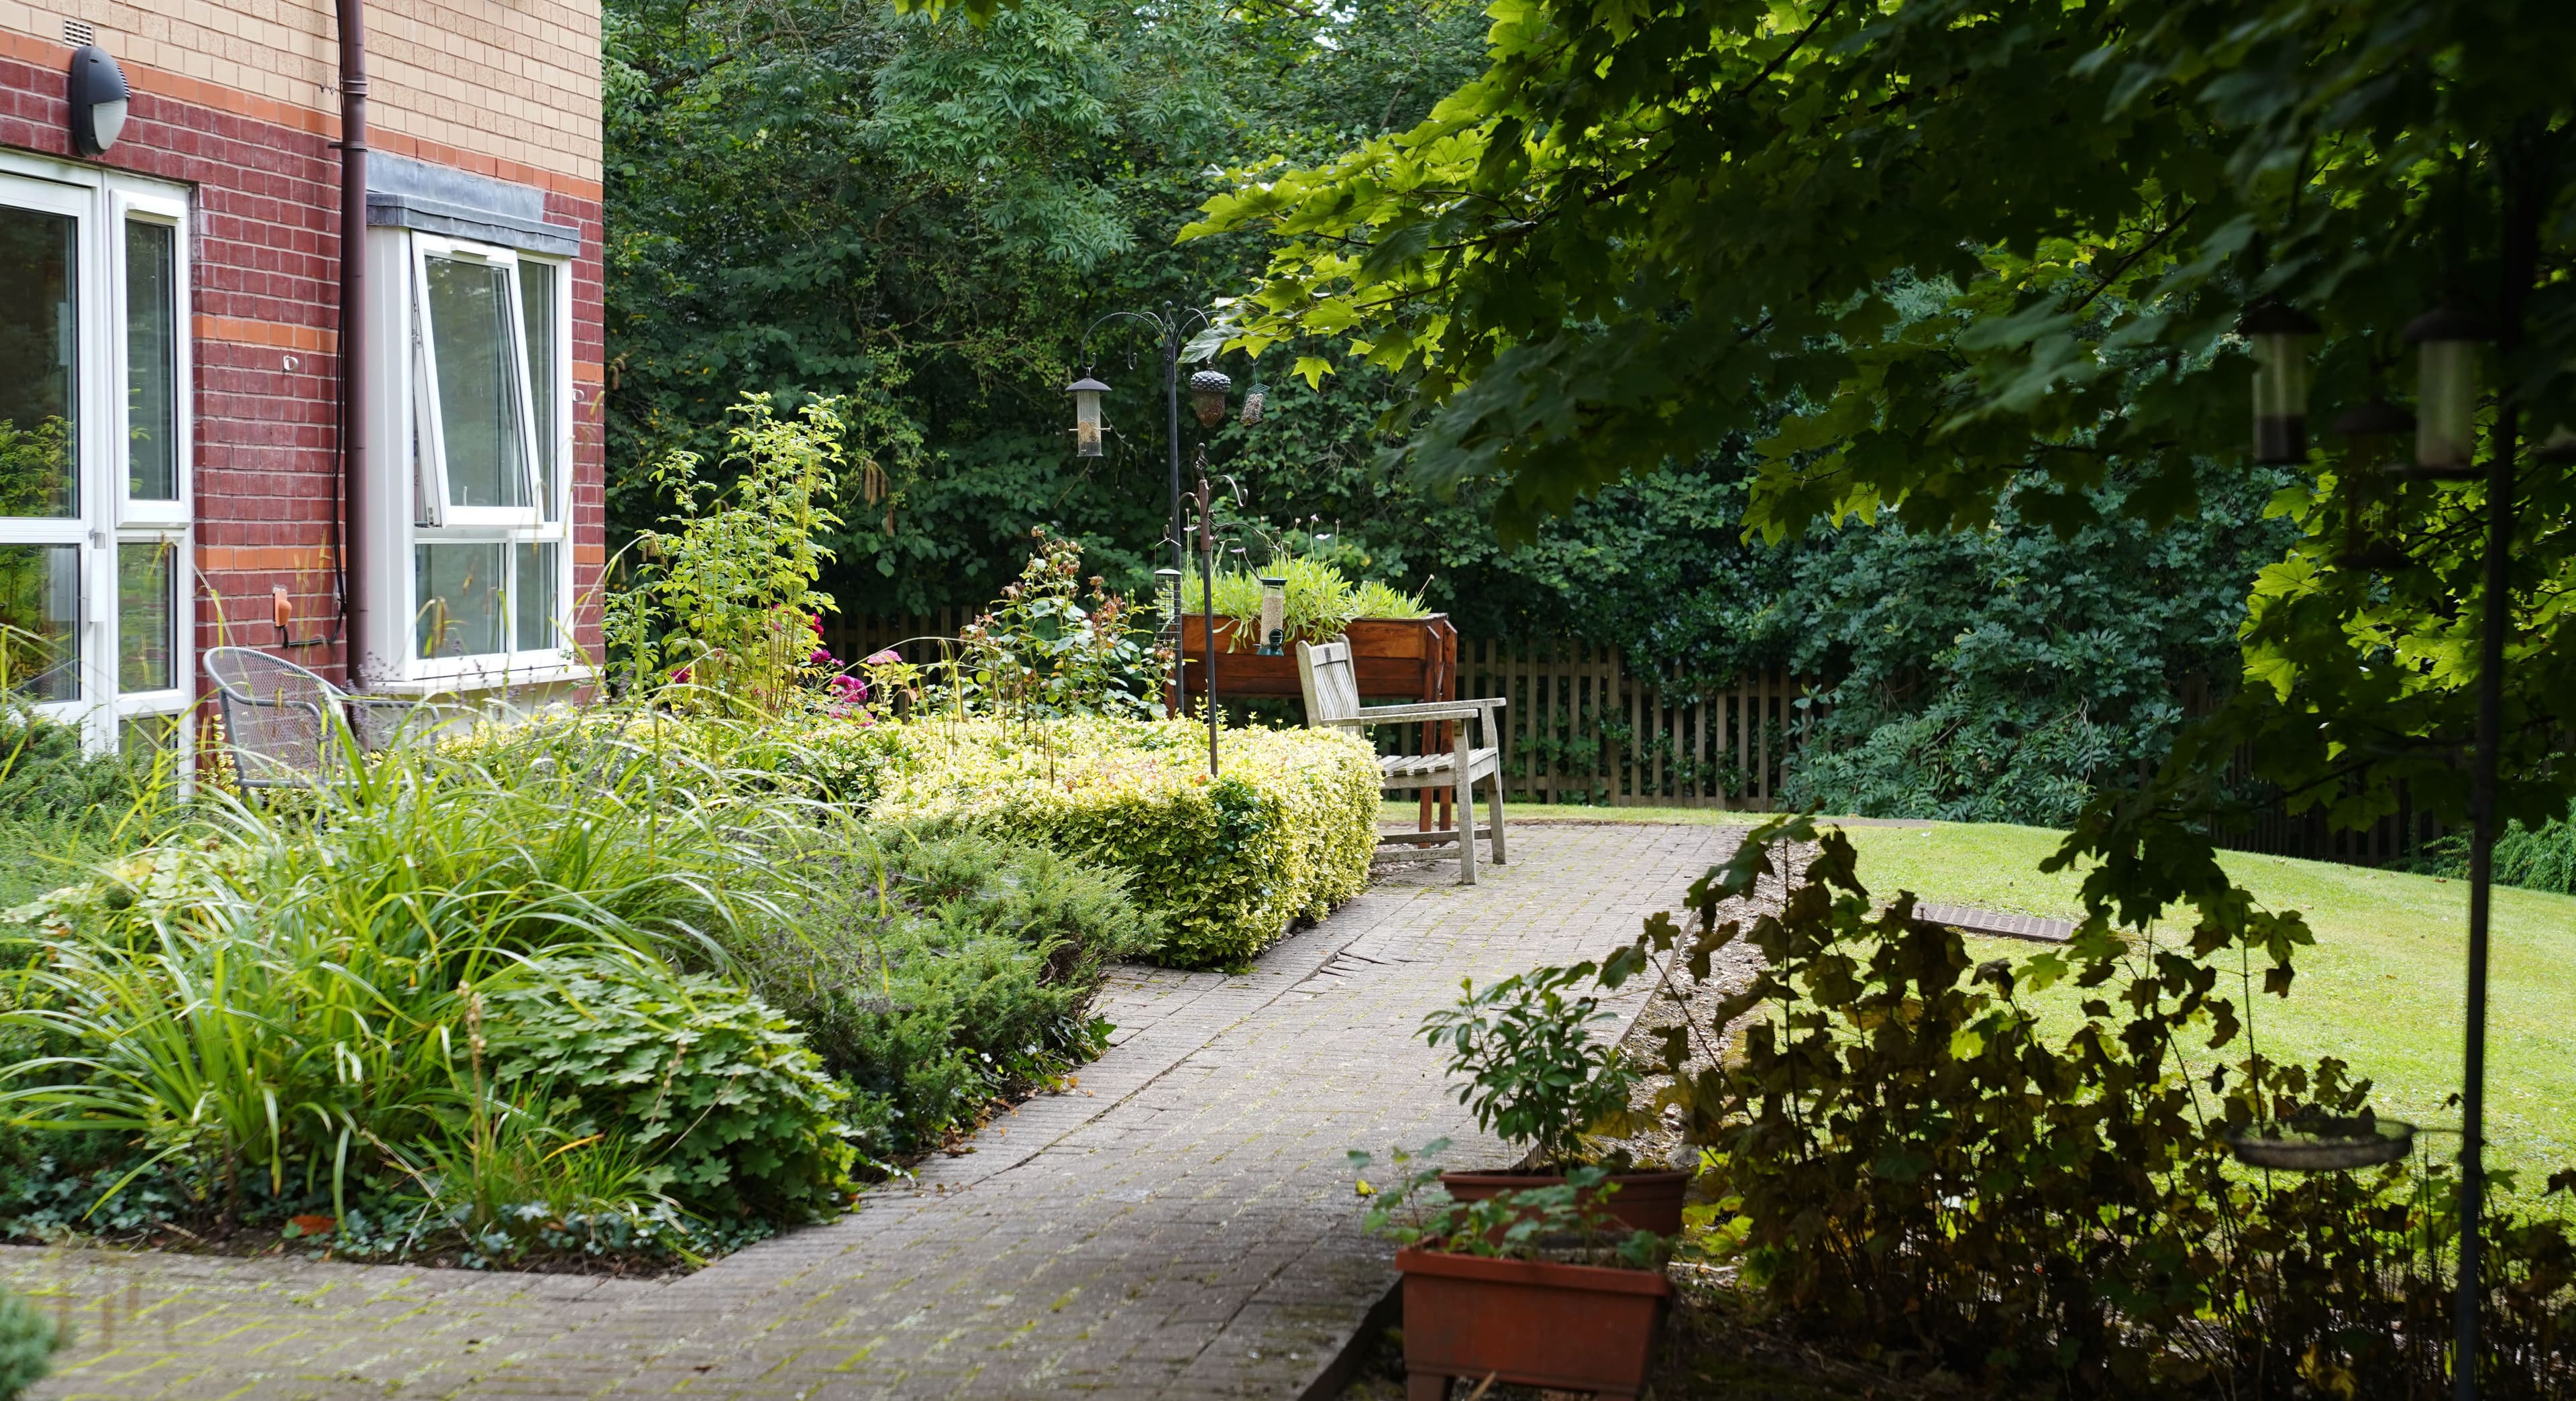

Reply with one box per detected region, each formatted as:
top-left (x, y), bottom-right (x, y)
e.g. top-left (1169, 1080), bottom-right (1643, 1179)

top-left (1395, 1246), bottom-right (1671, 1400)
top-left (1174, 615), bottom-right (1456, 704)
top-left (1175, 614), bottom-right (1464, 830)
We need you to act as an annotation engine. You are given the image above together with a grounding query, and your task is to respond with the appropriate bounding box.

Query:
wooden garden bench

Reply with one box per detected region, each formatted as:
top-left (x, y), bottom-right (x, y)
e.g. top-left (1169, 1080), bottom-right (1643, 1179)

top-left (1296, 639), bottom-right (1507, 883)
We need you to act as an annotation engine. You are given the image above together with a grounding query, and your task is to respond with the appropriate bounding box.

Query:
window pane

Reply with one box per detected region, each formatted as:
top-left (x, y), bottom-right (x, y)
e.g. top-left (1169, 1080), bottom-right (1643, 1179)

top-left (517, 260), bottom-right (558, 522)
top-left (0, 205), bottom-right (76, 518)
top-left (0, 544), bottom-right (79, 702)
top-left (422, 257), bottom-right (529, 510)
top-left (514, 541), bottom-right (558, 652)
top-left (415, 542), bottom-right (506, 659)
top-left (118, 540), bottom-right (175, 691)
top-left (126, 221), bottom-right (179, 502)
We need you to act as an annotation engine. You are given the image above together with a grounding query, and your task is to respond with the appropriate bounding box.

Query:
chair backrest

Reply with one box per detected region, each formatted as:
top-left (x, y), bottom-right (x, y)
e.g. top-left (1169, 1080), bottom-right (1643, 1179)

top-left (205, 646), bottom-right (345, 787)
top-left (1295, 640), bottom-right (1362, 727)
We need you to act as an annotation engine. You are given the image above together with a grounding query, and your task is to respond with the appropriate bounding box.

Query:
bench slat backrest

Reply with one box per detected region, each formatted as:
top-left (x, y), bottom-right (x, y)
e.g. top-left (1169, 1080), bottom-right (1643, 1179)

top-left (1296, 640), bottom-right (1363, 727)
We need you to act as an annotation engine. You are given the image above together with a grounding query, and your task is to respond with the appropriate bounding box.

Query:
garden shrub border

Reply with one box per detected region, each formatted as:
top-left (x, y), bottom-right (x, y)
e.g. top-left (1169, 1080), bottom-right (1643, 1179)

top-left (767, 716), bottom-right (1381, 967)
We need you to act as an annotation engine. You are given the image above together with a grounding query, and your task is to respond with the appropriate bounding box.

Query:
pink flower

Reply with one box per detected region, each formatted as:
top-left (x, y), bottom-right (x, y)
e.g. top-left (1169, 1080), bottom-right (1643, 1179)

top-left (863, 649), bottom-right (902, 667)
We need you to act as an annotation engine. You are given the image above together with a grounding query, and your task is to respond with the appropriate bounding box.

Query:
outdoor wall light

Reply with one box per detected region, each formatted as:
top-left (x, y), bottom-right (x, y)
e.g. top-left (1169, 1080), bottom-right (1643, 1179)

top-left (1065, 376), bottom-right (1112, 457)
top-left (2241, 303), bottom-right (2320, 464)
top-left (1188, 370), bottom-right (1232, 428)
top-left (2404, 304), bottom-right (2491, 474)
top-left (66, 43), bottom-right (129, 157)
top-left (1257, 576), bottom-right (1287, 655)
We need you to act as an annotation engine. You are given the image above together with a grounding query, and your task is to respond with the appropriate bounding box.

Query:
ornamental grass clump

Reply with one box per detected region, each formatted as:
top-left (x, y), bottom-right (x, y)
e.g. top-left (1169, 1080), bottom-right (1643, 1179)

top-left (0, 718), bottom-right (851, 1252)
top-left (1205, 555), bottom-right (1430, 650)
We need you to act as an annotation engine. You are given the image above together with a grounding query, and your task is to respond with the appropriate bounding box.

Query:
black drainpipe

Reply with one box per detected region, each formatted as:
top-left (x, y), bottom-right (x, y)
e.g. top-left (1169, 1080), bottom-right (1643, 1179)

top-left (335, 0), bottom-right (372, 683)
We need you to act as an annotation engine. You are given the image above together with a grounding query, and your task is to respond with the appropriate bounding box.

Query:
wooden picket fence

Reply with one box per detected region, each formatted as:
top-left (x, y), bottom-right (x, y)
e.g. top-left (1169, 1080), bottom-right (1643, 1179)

top-left (1448, 639), bottom-right (1804, 810)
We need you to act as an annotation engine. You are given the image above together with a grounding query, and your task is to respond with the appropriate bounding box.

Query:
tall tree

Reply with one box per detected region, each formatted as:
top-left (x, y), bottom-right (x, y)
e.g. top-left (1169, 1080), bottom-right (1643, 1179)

top-left (1184, 0), bottom-right (2576, 903)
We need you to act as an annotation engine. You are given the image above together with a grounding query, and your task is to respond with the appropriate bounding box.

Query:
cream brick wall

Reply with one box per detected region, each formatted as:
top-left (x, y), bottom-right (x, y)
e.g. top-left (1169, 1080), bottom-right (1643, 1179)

top-left (1, 0), bottom-right (600, 188)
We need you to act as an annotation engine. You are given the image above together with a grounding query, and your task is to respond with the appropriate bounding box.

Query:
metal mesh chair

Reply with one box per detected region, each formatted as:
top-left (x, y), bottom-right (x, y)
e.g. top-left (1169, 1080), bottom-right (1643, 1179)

top-left (203, 647), bottom-right (442, 788)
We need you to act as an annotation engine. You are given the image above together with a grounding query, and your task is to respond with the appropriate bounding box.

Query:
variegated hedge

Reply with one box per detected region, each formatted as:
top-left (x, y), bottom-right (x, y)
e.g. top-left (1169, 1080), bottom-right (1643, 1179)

top-left (759, 717), bottom-right (1380, 967)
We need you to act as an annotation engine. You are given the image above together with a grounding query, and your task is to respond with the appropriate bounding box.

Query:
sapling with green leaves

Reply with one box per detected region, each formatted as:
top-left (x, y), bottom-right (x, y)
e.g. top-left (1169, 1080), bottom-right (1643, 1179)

top-left (1350, 1140), bottom-right (1663, 1269)
top-left (608, 393), bottom-right (848, 714)
top-left (1418, 962), bottom-right (1640, 1172)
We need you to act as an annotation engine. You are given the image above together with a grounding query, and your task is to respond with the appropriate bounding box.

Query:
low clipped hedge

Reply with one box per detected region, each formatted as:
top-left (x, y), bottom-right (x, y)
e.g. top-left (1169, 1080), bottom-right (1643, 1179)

top-left (766, 717), bottom-right (1380, 966)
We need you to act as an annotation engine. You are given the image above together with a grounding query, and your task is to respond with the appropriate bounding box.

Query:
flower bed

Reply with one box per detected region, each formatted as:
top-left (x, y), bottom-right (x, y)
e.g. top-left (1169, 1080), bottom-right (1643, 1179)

top-left (765, 716), bottom-right (1381, 967)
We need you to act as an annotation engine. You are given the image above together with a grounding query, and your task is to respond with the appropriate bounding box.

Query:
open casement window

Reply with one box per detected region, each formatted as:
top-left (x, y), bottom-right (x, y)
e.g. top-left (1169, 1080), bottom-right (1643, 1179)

top-left (0, 156), bottom-right (193, 755)
top-left (409, 235), bottom-right (540, 529)
top-left (388, 229), bottom-right (574, 684)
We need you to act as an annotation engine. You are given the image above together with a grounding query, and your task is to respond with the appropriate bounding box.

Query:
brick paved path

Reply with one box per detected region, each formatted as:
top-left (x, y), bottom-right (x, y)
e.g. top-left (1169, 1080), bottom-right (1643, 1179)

top-left (1, 824), bottom-right (1738, 1400)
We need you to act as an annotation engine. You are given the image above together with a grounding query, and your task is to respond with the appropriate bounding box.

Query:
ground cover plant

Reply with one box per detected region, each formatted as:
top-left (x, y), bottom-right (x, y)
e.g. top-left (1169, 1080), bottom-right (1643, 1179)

top-left (723, 821), bottom-right (1155, 1159)
top-left (0, 706), bottom-right (176, 911)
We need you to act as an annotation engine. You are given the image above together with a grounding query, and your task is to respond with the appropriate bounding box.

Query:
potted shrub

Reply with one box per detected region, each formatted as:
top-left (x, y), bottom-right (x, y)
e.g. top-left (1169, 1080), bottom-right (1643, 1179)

top-left (1419, 963), bottom-right (1690, 1235)
top-left (1354, 1144), bottom-right (1672, 1400)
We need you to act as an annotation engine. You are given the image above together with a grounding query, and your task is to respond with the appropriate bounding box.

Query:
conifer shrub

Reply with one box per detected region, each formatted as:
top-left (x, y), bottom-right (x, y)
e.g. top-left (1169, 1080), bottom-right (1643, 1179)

top-left (0, 1286), bottom-right (58, 1400)
top-left (719, 824), bottom-right (1152, 1159)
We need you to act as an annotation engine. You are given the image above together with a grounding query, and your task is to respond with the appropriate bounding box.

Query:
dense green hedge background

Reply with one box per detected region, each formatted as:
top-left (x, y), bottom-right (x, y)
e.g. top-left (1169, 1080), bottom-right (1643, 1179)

top-left (602, 0), bottom-right (2302, 826)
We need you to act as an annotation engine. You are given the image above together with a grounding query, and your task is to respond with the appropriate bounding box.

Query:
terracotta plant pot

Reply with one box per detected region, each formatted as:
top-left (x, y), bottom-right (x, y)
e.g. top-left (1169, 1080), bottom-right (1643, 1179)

top-left (1395, 1246), bottom-right (1671, 1400)
top-left (1438, 1168), bottom-right (1690, 1237)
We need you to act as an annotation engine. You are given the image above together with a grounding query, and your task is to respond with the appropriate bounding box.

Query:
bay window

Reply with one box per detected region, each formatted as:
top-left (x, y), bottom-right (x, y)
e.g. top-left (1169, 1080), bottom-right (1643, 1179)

top-left (0, 155), bottom-right (191, 751)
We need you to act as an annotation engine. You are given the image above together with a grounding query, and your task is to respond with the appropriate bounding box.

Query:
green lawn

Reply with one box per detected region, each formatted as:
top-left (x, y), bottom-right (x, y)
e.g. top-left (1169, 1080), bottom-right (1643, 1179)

top-left (1386, 802), bottom-right (2573, 1190)
top-left (1839, 820), bottom-right (2575, 1191)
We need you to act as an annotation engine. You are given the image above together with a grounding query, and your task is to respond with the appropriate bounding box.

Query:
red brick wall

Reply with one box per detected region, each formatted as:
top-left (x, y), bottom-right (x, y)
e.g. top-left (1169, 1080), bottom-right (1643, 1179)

top-left (0, 40), bottom-right (604, 690)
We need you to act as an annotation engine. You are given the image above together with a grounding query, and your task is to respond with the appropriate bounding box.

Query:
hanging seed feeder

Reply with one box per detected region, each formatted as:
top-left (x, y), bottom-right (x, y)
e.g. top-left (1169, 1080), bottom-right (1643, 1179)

top-left (2402, 304), bottom-right (2492, 478)
top-left (1189, 370), bottom-right (1233, 428)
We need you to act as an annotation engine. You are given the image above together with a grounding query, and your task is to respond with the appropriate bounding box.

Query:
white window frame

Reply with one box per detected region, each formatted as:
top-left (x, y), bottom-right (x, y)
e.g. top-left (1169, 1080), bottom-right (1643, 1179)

top-left (0, 155), bottom-right (194, 757)
top-left (366, 226), bottom-right (577, 691)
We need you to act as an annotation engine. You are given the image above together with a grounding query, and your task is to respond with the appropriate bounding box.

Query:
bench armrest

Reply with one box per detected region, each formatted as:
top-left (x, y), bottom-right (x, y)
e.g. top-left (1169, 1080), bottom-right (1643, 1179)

top-left (1346, 697), bottom-right (1505, 726)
